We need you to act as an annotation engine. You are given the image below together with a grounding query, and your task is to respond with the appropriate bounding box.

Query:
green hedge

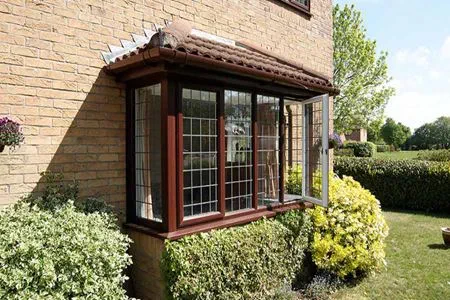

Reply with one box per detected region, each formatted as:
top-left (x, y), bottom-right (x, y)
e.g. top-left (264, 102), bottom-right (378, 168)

top-left (343, 141), bottom-right (376, 157)
top-left (334, 148), bottom-right (355, 157)
top-left (162, 211), bottom-right (311, 300)
top-left (334, 157), bottom-right (450, 212)
top-left (417, 149), bottom-right (450, 162)
top-left (376, 144), bottom-right (390, 153)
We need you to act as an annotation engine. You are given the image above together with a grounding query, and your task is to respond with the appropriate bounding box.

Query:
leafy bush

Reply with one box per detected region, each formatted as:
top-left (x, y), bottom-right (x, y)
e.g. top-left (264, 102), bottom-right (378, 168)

top-left (334, 148), bottom-right (355, 157)
top-left (23, 171), bottom-right (112, 214)
top-left (162, 212), bottom-right (312, 300)
top-left (417, 149), bottom-right (450, 162)
top-left (23, 172), bottom-right (79, 212)
top-left (334, 157), bottom-right (450, 212)
top-left (0, 201), bottom-right (132, 299)
top-left (308, 175), bottom-right (388, 278)
top-left (286, 165), bottom-right (303, 195)
top-left (376, 144), bottom-right (390, 153)
top-left (299, 273), bottom-right (342, 300)
top-left (343, 141), bottom-right (376, 157)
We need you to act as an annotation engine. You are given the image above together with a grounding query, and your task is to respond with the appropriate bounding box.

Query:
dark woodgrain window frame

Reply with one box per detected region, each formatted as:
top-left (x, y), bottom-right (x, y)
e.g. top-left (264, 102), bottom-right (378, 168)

top-left (125, 66), bottom-right (321, 240)
top-left (277, 0), bottom-right (311, 16)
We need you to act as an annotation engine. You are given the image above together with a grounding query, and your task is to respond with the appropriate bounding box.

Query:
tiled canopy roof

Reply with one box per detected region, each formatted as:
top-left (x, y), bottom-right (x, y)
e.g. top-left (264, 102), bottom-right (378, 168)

top-left (103, 21), bottom-right (338, 95)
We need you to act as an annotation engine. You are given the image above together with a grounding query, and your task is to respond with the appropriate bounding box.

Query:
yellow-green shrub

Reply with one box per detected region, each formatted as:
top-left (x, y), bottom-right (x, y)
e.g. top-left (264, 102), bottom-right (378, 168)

top-left (308, 176), bottom-right (388, 278)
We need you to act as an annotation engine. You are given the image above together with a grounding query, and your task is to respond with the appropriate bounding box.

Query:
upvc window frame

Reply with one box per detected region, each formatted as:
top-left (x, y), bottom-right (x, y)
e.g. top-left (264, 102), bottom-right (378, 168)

top-left (125, 74), bottom-right (329, 238)
top-left (301, 94), bottom-right (329, 207)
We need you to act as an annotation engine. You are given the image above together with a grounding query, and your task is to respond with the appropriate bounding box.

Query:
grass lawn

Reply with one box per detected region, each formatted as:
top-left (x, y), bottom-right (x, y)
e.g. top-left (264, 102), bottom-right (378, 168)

top-left (334, 211), bottom-right (450, 300)
top-left (374, 151), bottom-right (420, 160)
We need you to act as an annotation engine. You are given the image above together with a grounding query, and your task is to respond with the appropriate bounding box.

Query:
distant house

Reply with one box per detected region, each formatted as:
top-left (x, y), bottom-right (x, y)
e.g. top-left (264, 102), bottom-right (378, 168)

top-left (0, 1), bottom-right (337, 298)
top-left (343, 128), bottom-right (368, 142)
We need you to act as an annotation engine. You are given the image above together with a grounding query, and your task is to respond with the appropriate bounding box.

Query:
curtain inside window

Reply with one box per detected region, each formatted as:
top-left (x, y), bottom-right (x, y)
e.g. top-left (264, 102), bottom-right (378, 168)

top-left (257, 95), bottom-right (280, 206)
top-left (135, 84), bottom-right (162, 222)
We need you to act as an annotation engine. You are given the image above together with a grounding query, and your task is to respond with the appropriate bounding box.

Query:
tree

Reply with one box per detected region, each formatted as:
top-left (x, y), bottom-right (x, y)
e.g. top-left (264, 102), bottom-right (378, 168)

top-left (380, 118), bottom-right (411, 150)
top-left (410, 116), bottom-right (450, 149)
top-left (333, 4), bottom-right (395, 134)
top-left (367, 118), bottom-right (384, 143)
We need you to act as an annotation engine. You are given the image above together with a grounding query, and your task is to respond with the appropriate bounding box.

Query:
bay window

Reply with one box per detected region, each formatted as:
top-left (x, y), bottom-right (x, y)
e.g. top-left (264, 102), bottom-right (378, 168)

top-left (126, 79), bottom-right (330, 237)
top-left (105, 20), bottom-right (338, 238)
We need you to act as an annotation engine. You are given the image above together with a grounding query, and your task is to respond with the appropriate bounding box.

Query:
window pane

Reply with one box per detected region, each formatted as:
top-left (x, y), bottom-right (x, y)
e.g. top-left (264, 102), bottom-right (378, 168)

top-left (292, 0), bottom-right (309, 7)
top-left (182, 88), bottom-right (218, 218)
top-left (225, 90), bottom-right (252, 212)
top-left (257, 95), bottom-right (280, 207)
top-left (304, 101), bottom-right (323, 199)
top-left (284, 99), bottom-right (303, 199)
top-left (135, 84), bottom-right (162, 222)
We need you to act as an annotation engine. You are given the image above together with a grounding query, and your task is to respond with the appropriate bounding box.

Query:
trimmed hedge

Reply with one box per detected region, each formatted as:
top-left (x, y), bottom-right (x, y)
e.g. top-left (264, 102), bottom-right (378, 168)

top-left (343, 141), bottom-right (376, 157)
top-left (417, 149), bottom-right (450, 162)
top-left (334, 148), bottom-right (355, 157)
top-left (376, 144), bottom-right (390, 153)
top-left (162, 211), bottom-right (311, 300)
top-left (334, 157), bottom-right (450, 212)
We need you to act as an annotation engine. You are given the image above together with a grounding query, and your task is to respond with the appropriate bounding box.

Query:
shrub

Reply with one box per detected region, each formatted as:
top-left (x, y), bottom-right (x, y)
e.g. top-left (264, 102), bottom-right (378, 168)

top-left (334, 157), bottom-right (450, 212)
top-left (286, 165), bottom-right (303, 195)
top-left (299, 272), bottom-right (342, 300)
top-left (334, 148), bottom-right (355, 157)
top-left (417, 149), bottom-right (450, 162)
top-left (23, 172), bottom-right (112, 214)
top-left (308, 175), bottom-right (388, 278)
top-left (0, 202), bottom-right (132, 299)
top-left (343, 141), bottom-right (376, 157)
top-left (162, 213), bottom-right (312, 300)
top-left (23, 172), bottom-right (79, 212)
top-left (376, 144), bottom-right (390, 153)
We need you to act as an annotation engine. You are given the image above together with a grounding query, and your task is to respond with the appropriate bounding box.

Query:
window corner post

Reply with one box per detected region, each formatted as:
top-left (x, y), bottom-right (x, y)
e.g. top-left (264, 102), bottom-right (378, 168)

top-left (162, 78), bottom-right (177, 232)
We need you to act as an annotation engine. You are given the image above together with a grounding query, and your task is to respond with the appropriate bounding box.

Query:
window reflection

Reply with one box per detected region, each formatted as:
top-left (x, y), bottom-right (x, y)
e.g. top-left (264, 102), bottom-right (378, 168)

top-left (182, 88), bottom-right (218, 218)
top-left (257, 95), bottom-right (280, 206)
top-left (224, 90), bottom-right (253, 212)
top-left (135, 84), bottom-right (162, 222)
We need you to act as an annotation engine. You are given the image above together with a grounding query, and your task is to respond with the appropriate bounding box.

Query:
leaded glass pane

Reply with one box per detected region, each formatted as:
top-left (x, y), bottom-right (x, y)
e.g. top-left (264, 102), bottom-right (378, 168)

top-left (182, 88), bottom-right (218, 218)
top-left (225, 90), bottom-right (253, 212)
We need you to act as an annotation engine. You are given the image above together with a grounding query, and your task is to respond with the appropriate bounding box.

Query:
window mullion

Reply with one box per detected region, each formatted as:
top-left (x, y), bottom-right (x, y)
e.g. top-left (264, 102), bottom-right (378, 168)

top-left (218, 89), bottom-right (226, 216)
top-left (251, 93), bottom-right (258, 209)
top-left (279, 96), bottom-right (285, 204)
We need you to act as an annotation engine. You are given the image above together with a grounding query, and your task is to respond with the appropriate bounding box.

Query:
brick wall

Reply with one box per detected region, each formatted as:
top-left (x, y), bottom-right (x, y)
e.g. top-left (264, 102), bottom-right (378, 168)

top-left (0, 0), bottom-right (333, 213)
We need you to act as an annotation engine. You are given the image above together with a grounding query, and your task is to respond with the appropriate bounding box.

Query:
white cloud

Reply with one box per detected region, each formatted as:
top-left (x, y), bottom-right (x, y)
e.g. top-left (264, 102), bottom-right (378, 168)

top-left (386, 91), bottom-right (450, 130)
top-left (390, 76), bottom-right (424, 93)
top-left (394, 46), bottom-right (431, 67)
top-left (440, 36), bottom-right (450, 59)
top-left (428, 70), bottom-right (441, 80)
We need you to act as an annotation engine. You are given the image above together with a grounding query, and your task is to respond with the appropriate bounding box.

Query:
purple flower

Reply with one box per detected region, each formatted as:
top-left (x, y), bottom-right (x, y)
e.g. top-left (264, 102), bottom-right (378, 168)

top-left (0, 116), bottom-right (24, 148)
top-left (329, 132), bottom-right (343, 149)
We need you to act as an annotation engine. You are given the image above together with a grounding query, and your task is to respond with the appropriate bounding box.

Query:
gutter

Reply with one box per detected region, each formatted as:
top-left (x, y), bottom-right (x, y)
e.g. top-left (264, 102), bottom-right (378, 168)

top-left (105, 47), bottom-right (340, 96)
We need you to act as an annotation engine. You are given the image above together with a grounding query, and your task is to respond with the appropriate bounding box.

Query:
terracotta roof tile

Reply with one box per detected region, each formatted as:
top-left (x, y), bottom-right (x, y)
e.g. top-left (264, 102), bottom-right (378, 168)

top-left (108, 22), bottom-right (337, 94)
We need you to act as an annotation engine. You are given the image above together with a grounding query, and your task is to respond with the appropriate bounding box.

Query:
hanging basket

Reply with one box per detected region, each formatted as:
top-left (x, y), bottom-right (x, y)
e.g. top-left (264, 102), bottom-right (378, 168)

top-left (0, 145), bottom-right (4, 153)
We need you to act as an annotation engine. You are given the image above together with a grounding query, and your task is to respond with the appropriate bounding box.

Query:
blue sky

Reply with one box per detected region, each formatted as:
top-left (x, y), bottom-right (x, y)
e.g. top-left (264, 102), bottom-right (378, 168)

top-left (334, 0), bottom-right (450, 130)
